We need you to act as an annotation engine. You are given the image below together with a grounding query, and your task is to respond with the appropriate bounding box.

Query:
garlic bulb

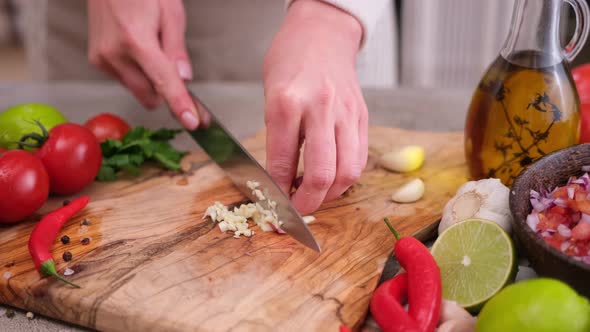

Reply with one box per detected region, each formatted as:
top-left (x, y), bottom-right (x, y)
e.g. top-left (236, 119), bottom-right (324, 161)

top-left (392, 178), bottom-right (425, 203)
top-left (380, 145), bottom-right (425, 173)
top-left (439, 178), bottom-right (512, 235)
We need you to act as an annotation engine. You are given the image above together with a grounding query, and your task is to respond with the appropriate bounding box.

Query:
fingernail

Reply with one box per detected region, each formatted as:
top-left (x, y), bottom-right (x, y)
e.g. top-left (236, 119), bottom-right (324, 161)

top-left (176, 60), bottom-right (193, 81)
top-left (181, 111), bottom-right (199, 130)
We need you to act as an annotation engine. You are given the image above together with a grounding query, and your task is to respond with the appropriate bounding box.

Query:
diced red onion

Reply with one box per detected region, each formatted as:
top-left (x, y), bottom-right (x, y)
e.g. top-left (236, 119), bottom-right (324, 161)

top-left (557, 224), bottom-right (572, 238)
top-left (530, 198), bottom-right (546, 212)
top-left (530, 190), bottom-right (540, 199)
top-left (546, 228), bottom-right (556, 234)
top-left (527, 213), bottom-right (540, 231)
top-left (560, 241), bottom-right (571, 252)
top-left (581, 214), bottom-right (590, 224)
top-left (554, 198), bottom-right (567, 207)
top-left (583, 256), bottom-right (590, 264)
top-left (541, 231), bottom-right (552, 237)
top-left (573, 212), bottom-right (582, 223)
top-left (567, 187), bottom-right (575, 199)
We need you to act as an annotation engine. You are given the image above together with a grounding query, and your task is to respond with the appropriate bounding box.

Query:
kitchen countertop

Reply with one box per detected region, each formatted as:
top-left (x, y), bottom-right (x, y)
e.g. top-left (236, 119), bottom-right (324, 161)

top-left (0, 81), bottom-right (472, 331)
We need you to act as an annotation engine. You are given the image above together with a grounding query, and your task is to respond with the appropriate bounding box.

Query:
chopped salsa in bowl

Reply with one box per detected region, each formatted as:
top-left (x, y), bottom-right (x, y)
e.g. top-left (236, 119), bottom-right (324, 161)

top-left (527, 171), bottom-right (590, 264)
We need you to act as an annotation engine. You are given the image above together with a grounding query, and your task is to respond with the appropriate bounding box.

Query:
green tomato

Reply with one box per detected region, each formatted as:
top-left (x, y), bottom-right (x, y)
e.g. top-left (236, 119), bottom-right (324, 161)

top-left (0, 103), bottom-right (68, 150)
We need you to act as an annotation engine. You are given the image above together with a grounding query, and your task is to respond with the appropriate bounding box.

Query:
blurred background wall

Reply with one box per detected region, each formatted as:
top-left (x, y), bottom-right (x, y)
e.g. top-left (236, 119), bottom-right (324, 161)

top-left (0, 0), bottom-right (588, 87)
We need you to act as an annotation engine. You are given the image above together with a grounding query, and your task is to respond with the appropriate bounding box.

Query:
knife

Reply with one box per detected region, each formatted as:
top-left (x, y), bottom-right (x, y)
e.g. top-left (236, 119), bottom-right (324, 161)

top-left (183, 90), bottom-right (321, 252)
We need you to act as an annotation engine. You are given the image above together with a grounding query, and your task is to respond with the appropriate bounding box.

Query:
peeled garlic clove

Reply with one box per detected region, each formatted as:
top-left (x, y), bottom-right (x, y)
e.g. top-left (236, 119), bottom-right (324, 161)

top-left (439, 300), bottom-right (473, 324)
top-left (380, 145), bottom-right (425, 173)
top-left (392, 178), bottom-right (425, 203)
top-left (437, 319), bottom-right (476, 332)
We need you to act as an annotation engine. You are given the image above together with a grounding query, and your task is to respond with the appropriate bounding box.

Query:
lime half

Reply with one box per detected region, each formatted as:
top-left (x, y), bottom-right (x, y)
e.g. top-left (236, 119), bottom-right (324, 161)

top-left (431, 218), bottom-right (517, 313)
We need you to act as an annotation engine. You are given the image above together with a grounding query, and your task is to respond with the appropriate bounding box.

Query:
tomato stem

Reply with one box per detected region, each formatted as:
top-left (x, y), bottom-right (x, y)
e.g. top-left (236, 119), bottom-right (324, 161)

top-left (384, 218), bottom-right (402, 240)
top-left (17, 120), bottom-right (49, 149)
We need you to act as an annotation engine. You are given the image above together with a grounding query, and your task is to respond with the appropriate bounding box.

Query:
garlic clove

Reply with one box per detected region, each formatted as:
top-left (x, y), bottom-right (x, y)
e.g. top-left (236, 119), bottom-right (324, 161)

top-left (302, 215), bottom-right (316, 224)
top-left (392, 178), bottom-right (425, 203)
top-left (439, 300), bottom-right (473, 324)
top-left (380, 145), bottom-right (425, 173)
top-left (437, 318), bottom-right (476, 332)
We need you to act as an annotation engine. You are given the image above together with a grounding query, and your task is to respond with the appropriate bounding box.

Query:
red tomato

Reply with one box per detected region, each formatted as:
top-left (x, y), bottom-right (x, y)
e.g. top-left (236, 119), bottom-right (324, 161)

top-left (579, 101), bottom-right (590, 143)
top-left (0, 150), bottom-right (49, 223)
top-left (573, 64), bottom-right (590, 143)
top-left (84, 113), bottom-right (130, 142)
top-left (36, 123), bottom-right (102, 195)
top-left (573, 64), bottom-right (590, 102)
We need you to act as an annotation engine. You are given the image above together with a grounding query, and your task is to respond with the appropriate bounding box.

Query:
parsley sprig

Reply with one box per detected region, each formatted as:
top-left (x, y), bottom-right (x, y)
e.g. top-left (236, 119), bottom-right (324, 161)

top-left (97, 127), bottom-right (187, 181)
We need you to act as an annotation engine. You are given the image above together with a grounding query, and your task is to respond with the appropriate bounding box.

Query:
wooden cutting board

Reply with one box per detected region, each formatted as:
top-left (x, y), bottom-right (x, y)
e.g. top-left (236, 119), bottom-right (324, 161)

top-left (0, 127), bottom-right (467, 331)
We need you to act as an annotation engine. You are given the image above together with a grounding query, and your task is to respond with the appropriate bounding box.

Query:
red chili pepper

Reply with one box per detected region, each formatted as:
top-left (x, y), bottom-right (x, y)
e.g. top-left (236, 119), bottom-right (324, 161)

top-left (28, 196), bottom-right (89, 288)
top-left (339, 324), bottom-right (351, 332)
top-left (385, 218), bottom-right (441, 332)
top-left (370, 273), bottom-right (420, 332)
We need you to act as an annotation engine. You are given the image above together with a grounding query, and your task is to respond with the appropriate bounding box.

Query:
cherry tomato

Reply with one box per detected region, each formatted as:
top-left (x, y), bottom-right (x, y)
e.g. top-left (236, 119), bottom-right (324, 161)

top-left (36, 123), bottom-right (102, 195)
top-left (572, 64), bottom-right (590, 143)
top-left (84, 113), bottom-right (130, 142)
top-left (0, 150), bottom-right (49, 223)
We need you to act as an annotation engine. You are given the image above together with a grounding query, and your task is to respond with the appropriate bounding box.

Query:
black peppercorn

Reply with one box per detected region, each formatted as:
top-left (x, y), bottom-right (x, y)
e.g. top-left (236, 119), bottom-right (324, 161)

top-left (5, 309), bottom-right (14, 318)
top-left (81, 237), bottom-right (90, 245)
top-left (60, 235), bottom-right (70, 245)
top-left (80, 218), bottom-right (91, 226)
top-left (62, 251), bottom-right (73, 262)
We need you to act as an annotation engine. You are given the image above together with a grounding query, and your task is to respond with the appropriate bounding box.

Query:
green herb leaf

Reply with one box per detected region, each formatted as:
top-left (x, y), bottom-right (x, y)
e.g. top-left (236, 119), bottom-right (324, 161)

top-left (97, 164), bottom-right (117, 181)
top-left (95, 126), bottom-right (185, 181)
top-left (150, 128), bottom-right (182, 140)
top-left (100, 139), bottom-right (123, 157)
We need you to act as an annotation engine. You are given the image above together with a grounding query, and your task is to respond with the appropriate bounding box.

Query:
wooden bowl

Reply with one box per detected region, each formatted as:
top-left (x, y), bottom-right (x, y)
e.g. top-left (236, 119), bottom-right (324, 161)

top-left (510, 143), bottom-right (590, 297)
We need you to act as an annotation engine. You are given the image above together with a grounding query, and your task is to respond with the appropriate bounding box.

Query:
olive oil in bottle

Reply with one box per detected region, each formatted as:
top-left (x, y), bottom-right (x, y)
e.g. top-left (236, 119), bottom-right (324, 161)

top-left (465, 51), bottom-right (580, 186)
top-left (464, 0), bottom-right (588, 186)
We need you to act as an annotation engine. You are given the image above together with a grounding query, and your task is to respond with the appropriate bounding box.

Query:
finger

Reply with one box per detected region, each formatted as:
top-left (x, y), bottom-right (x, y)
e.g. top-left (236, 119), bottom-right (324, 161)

top-left (291, 112), bottom-right (337, 215)
top-left (132, 44), bottom-right (199, 130)
top-left (110, 57), bottom-right (162, 109)
top-left (265, 93), bottom-right (302, 195)
top-left (159, 0), bottom-right (192, 80)
top-left (358, 99), bottom-right (369, 170)
top-left (324, 110), bottom-right (361, 202)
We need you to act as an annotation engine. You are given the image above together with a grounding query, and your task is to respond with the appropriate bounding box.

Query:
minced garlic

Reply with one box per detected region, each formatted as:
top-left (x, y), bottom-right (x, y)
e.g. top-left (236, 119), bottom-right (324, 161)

top-left (204, 180), bottom-right (284, 238)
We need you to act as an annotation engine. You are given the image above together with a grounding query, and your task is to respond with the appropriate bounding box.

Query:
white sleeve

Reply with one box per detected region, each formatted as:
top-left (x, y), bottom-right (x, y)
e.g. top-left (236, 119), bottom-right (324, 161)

top-left (285, 0), bottom-right (391, 48)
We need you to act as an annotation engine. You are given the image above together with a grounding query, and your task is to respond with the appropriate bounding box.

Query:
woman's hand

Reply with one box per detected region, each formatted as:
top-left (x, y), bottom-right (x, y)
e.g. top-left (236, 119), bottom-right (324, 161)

top-left (87, 0), bottom-right (199, 129)
top-left (263, 0), bottom-right (368, 214)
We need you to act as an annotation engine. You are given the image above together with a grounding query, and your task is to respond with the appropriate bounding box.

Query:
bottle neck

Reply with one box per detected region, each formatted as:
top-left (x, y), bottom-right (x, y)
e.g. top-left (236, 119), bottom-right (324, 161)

top-left (501, 0), bottom-right (563, 67)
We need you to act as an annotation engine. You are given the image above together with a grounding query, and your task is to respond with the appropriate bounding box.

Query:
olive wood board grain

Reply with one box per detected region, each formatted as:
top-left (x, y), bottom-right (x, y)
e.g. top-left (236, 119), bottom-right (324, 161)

top-left (0, 127), bottom-right (467, 332)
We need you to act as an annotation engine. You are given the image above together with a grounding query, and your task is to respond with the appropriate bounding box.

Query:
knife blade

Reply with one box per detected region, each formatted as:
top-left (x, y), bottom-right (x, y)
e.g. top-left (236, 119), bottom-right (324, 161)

top-left (183, 90), bottom-right (321, 252)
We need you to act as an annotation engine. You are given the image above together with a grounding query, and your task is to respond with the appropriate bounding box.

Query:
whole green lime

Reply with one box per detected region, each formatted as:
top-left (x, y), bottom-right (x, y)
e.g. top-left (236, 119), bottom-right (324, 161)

top-left (476, 278), bottom-right (590, 332)
top-left (0, 103), bottom-right (68, 149)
